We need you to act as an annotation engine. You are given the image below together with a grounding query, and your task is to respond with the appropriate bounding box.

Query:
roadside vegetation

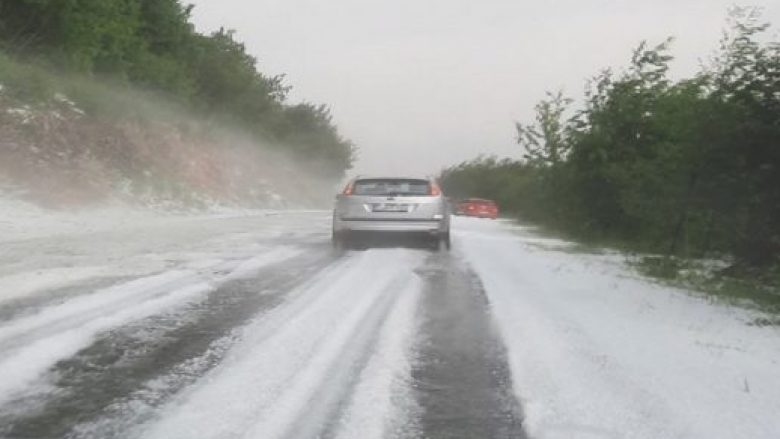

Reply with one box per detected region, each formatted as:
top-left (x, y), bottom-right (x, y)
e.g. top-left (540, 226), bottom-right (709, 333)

top-left (0, 0), bottom-right (354, 206)
top-left (440, 8), bottom-right (780, 308)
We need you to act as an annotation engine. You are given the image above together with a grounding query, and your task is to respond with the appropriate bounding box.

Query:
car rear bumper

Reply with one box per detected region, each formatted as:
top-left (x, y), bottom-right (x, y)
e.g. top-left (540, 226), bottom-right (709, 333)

top-left (463, 212), bottom-right (498, 219)
top-left (335, 218), bottom-right (446, 234)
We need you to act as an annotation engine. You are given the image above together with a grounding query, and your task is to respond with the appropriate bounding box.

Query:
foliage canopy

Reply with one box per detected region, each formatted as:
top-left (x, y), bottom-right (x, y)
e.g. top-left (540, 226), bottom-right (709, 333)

top-left (441, 8), bottom-right (780, 268)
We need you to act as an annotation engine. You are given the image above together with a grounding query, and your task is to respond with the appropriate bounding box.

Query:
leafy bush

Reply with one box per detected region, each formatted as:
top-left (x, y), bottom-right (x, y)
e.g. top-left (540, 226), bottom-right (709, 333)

top-left (441, 8), bottom-right (780, 268)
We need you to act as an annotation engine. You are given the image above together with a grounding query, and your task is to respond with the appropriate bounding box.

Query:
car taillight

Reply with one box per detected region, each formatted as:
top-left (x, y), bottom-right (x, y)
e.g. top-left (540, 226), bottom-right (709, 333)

top-left (342, 182), bottom-right (354, 195)
top-left (430, 182), bottom-right (441, 196)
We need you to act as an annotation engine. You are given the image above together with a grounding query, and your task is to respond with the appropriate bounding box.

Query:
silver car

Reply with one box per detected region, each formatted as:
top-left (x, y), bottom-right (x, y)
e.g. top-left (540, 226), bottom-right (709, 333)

top-left (332, 177), bottom-right (451, 249)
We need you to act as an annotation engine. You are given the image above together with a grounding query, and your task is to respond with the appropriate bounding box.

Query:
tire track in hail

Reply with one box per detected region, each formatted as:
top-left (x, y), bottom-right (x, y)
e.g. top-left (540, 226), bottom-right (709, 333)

top-left (0, 246), bottom-right (326, 438)
top-left (136, 249), bottom-right (426, 439)
top-left (411, 251), bottom-right (527, 439)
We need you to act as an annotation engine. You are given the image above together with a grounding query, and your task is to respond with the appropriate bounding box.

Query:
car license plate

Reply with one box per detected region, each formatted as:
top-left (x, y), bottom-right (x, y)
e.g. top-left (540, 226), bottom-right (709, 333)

top-left (374, 203), bottom-right (408, 212)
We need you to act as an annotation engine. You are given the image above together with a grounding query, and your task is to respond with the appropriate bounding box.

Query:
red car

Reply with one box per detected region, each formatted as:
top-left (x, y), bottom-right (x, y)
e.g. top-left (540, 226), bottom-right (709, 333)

top-left (456, 198), bottom-right (499, 219)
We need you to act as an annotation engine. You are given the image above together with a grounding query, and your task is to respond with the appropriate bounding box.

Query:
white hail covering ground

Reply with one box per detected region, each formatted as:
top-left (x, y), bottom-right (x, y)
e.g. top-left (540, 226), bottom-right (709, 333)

top-left (0, 197), bottom-right (424, 438)
top-left (457, 218), bottom-right (780, 439)
top-left (1, 195), bottom-right (779, 438)
top-left (136, 249), bottom-right (423, 439)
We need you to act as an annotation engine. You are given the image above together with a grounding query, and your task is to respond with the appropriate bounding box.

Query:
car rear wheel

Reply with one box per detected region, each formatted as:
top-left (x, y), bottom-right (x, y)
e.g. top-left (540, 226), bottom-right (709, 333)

top-left (434, 232), bottom-right (450, 252)
top-left (332, 231), bottom-right (349, 251)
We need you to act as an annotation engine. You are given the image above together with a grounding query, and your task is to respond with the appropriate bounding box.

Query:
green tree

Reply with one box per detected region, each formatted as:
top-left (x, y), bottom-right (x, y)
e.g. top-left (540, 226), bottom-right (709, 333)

top-left (516, 90), bottom-right (573, 166)
top-left (443, 9), bottom-right (779, 270)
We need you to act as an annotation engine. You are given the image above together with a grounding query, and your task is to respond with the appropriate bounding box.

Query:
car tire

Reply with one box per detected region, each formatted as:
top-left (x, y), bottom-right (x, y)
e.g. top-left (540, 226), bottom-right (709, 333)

top-left (332, 231), bottom-right (348, 251)
top-left (435, 232), bottom-right (451, 252)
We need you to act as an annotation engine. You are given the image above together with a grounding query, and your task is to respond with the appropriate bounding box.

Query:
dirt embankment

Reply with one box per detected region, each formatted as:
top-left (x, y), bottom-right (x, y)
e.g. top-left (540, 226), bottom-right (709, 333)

top-left (0, 89), bottom-right (331, 209)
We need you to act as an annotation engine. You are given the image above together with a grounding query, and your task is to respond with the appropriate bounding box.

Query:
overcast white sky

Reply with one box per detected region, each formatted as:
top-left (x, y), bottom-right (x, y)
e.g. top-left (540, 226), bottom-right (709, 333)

top-left (187, 0), bottom-right (780, 176)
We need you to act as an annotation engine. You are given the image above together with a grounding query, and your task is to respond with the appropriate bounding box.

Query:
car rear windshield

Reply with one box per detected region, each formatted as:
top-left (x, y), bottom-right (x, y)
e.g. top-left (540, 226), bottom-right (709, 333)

top-left (353, 179), bottom-right (431, 196)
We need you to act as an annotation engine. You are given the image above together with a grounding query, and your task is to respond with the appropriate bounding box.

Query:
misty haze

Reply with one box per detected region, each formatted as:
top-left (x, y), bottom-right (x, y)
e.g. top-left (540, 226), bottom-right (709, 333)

top-left (0, 1), bottom-right (779, 439)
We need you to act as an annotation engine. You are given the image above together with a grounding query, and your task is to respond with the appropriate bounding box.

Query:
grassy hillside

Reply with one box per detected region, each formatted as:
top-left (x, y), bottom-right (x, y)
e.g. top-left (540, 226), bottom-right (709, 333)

top-left (0, 0), bottom-right (354, 207)
top-left (0, 54), bottom-right (338, 208)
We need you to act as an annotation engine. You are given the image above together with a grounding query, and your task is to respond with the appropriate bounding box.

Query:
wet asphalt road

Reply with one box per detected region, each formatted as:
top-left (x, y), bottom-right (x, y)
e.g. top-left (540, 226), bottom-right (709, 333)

top-left (0, 236), bottom-right (526, 439)
top-left (414, 254), bottom-right (526, 439)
